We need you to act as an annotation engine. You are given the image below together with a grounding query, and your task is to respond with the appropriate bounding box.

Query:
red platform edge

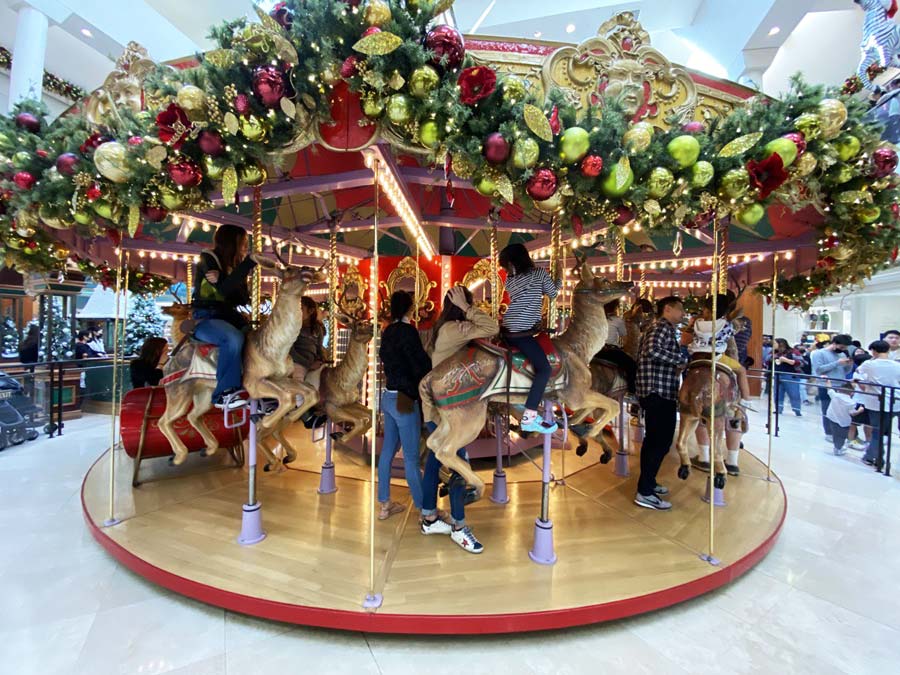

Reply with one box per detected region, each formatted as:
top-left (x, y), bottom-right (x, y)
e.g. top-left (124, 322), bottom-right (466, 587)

top-left (82, 451), bottom-right (786, 635)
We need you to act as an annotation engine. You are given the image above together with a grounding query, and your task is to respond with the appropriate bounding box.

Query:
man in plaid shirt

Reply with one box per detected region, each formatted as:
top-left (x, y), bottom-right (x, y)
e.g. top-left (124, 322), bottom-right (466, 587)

top-left (634, 296), bottom-right (688, 510)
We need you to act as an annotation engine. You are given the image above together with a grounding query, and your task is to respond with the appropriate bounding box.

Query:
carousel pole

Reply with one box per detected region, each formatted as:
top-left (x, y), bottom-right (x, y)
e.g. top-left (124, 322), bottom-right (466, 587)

top-left (112, 255), bottom-right (131, 451)
top-left (238, 186), bottom-right (266, 545)
top-left (701, 222), bottom-right (723, 566)
top-left (363, 155), bottom-right (383, 610)
top-left (766, 254), bottom-right (779, 482)
top-left (104, 245), bottom-right (126, 527)
top-left (318, 225), bottom-right (339, 496)
top-left (488, 218), bottom-right (509, 504)
top-left (185, 257), bottom-right (194, 304)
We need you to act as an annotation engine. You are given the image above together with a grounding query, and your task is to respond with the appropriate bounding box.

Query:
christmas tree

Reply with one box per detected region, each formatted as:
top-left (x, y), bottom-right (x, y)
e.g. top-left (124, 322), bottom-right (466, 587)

top-left (123, 293), bottom-right (166, 355)
top-left (29, 296), bottom-right (73, 360)
top-left (1, 315), bottom-right (18, 357)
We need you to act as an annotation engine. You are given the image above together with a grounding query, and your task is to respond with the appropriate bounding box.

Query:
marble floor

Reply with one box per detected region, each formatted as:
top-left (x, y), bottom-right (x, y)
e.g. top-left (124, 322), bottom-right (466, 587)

top-left (1, 405), bottom-right (899, 675)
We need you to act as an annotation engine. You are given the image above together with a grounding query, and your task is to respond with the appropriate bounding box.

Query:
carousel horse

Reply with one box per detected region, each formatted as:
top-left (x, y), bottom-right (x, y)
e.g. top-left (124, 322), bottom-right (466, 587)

top-left (157, 264), bottom-right (323, 468)
top-left (420, 262), bottom-right (632, 500)
top-left (856, 0), bottom-right (900, 90)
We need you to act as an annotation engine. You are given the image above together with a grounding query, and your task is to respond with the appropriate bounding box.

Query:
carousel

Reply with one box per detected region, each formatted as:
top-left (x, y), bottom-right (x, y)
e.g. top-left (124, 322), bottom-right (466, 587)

top-left (4, 1), bottom-right (899, 634)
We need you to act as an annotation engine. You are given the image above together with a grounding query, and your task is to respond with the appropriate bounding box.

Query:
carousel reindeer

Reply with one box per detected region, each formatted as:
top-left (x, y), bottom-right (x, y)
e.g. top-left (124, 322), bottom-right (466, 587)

top-left (420, 260), bottom-right (631, 500)
top-left (318, 313), bottom-right (374, 443)
top-left (157, 261), bottom-right (323, 467)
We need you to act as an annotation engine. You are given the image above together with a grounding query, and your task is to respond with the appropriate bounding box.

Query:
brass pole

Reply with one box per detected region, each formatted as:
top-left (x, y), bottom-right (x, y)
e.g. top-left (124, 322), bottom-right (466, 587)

top-left (329, 226), bottom-right (338, 364)
top-left (251, 187), bottom-right (263, 325)
top-left (113, 255), bottom-right (131, 443)
top-left (185, 258), bottom-right (194, 304)
top-left (548, 216), bottom-right (560, 331)
top-left (616, 230), bottom-right (625, 282)
top-left (766, 254), bottom-right (779, 482)
top-left (718, 223), bottom-right (728, 295)
top-left (490, 219), bottom-right (499, 319)
top-left (367, 159), bottom-right (381, 606)
top-left (707, 224), bottom-right (720, 560)
top-left (105, 245), bottom-right (125, 526)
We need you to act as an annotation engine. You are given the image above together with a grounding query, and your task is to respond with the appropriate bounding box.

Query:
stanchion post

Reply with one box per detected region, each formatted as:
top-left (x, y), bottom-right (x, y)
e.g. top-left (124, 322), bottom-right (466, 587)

top-left (318, 420), bottom-right (338, 495)
top-left (766, 254), bottom-right (779, 482)
top-left (529, 401), bottom-right (557, 565)
top-left (104, 246), bottom-right (125, 527)
top-left (490, 414), bottom-right (509, 504)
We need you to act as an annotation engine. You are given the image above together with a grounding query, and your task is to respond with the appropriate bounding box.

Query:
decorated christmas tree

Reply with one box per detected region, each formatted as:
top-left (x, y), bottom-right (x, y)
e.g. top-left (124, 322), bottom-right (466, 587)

top-left (1, 315), bottom-right (19, 357)
top-left (28, 296), bottom-right (73, 360)
top-left (123, 293), bottom-right (166, 355)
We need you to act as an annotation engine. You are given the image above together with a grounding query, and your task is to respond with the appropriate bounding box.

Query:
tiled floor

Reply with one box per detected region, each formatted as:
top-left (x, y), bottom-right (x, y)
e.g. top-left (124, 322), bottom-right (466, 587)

top-left (1, 406), bottom-right (898, 674)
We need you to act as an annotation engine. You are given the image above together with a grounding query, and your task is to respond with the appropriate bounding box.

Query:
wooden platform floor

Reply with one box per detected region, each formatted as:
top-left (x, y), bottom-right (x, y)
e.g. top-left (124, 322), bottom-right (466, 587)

top-left (82, 432), bottom-right (786, 634)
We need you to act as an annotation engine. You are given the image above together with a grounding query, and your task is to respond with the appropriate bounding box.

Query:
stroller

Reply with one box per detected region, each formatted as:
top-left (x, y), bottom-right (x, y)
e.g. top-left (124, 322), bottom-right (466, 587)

top-left (0, 371), bottom-right (41, 450)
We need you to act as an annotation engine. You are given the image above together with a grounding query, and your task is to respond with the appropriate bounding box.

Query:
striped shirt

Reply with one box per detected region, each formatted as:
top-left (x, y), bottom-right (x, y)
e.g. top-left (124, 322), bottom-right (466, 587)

top-left (502, 268), bottom-right (561, 332)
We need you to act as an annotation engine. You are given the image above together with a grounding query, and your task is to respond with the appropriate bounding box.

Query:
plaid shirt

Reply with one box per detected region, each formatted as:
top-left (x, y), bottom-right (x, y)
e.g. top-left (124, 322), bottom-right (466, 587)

top-left (636, 317), bottom-right (688, 400)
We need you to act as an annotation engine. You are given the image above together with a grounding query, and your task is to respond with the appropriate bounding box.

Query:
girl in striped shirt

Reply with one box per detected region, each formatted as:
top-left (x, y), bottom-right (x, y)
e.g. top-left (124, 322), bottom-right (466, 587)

top-left (499, 243), bottom-right (562, 434)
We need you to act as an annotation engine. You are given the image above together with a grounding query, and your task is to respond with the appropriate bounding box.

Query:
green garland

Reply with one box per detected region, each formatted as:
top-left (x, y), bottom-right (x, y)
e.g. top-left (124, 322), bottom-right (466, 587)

top-left (0, 0), bottom-right (899, 310)
top-left (0, 46), bottom-right (87, 102)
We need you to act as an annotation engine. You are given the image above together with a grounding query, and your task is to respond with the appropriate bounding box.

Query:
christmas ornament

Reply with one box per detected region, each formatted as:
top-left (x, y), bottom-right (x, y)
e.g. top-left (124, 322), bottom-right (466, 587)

top-left (363, 0), bottom-right (392, 27)
top-left (682, 121), bottom-right (706, 134)
top-left (857, 205), bottom-right (882, 223)
top-left (79, 133), bottom-right (111, 154)
top-left (764, 137), bottom-right (798, 167)
top-left (168, 159), bottom-right (203, 187)
top-left (475, 175), bottom-right (496, 197)
top-left (234, 94), bottom-right (251, 116)
top-left (39, 205), bottom-right (72, 230)
top-left (526, 168), bottom-right (558, 200)
top-left (872, 146), bottom-right (898, 177)
top-left (14, 112), bottom-right (40, 133)
top-left (85, 184), bottom-right (102, 201)
top-left (386, 94), bottom-right (412, 124)
top-left (419, 120), bottom-right (441, 148)
top-left (15, 220), bottom-right (35, 237)
top-left (457, 67), bottom-right (496, 105)
top-left (341, 56), bottom-right (359, 79)
top-left (559, 126), bottom-right (590, 163)
top-left (483, 132), bottom-right (509, 164)
top-left (451, 153), bottom-right (476, 179)
top-left (72, 209), bottom-right (94, 226)
top-left (362, 95), bottom-right (385, 118)
top-left (794, 113), bottom-right (822, 140)
top-left (534, 193), bottom-right (563, 213)
top-left (127, 136), bottom-right (143, 146)
top-left (269, 1), bottom-right (293, 30)
top-left (503, 77), bottom-right (527, 103)
top-left (160, 188), bottom-right (184, 211)
top-left (601, 156), bottom-right (634, 197)
top-left (197, 129), bottom-right (225, 156)
top-left (523, 104), bottom-right (553, 142)
top-left (691, 160), bottom-right (714, 188)
top-left (55, 152), bottom-right (79, 176)
top-left (361, 26), bottom-right (382, 37)
top-left (0, 132), bottom-right (12, 151)
top-left (13, 171), bottom-right (35, 190)
top-left (253, 66), bottom-right (287, 108)
top-left (5, 238), bottom-right (21, 250)
top-left (409, 65), bottom-right (439, 98)
top-left (176, 85), bottom-right (207, 117)
top-left (818, 98), bottom-right (848, 138)
top-left (783, 132), bottom-right (807, 157)
top-left (22, 242), bottom-right (36, 255)
top-left (35, 149), bottom-right (48, 158)
top-left (623, 122), bottom-right (653, 153)
top-left (94, 141), bottom-right (130, 183)
top-left (718, 132), bottom-right (764, 158)
top-left (581, 154), bottom-right (603, 177)
top-left (794, 152), bottom-right (818, 177)
top-left (720, 167), bottom-right (750, 198)
top-left (239, 115), bottom-right (268, 141)
top-left (426, 25), bottom-right (465, 70)
top-left (12, 151), bottom-right (31, 169)
top-left (140, 205), bottom-right (168, 222)
top-left (52, 244), bottom-right (69, 261)
top-left (827, 164), bottom-right (854, 184)
top-left (202, 155), bottom-right (229, 181)
top-left (667, 135), bottom-right (701, 168)
top-left (92, 200), bottom-right (115, 220)
top-left (747, 154), bottom-right (789, 198)
top-left (239, 163), bottom-right (267, 187)
top-left (156, 103), bottom-right (193, 149)
top-left (834, 134), bottom-right (861, 161)
top-left (736, 203), bottom-right (765, 226)
top-left (647, 167), bottom-right (674, 198)
top-left (512, 138), bottom-right (540, 169)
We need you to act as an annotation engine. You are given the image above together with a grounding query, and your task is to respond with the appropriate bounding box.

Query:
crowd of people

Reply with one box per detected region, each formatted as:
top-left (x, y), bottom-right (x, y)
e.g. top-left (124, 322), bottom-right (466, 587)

top-left (764, 330), bottom-right (900, 470)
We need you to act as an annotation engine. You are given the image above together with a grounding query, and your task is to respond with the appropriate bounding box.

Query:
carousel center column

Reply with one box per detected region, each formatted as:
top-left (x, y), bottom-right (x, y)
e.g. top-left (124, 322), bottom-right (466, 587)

top-left (7, 3), bottom-right (49, 112)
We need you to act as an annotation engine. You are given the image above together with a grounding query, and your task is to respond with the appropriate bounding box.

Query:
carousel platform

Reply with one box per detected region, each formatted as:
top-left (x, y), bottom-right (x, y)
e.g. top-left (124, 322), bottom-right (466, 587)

top-left (81, 428), bottom-right (785, 635)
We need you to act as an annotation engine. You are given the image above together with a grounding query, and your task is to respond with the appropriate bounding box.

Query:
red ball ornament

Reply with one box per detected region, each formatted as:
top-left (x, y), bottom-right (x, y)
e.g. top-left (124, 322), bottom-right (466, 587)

top-left (341, 56), bottom-right (359, 79)
top-left (681, 121), bottom-right (705, 134)
top-left (526, 168), bottom-right (558, 201)
top-left (483, 132), bottom-right (510, 164)
top-left (36, 149), bottom-right (48, 158)
top-left (13, 171), bottom-right (35, 190)
top-left (86, 184), bottom-right (102, 201)
top-left (614, 206), bottom-right (634, 225)
top-left (425, 25), bottom-right (465, 70)
top-left (140, 205), bottom-right (168, 222)
top-left (197, 129), bottom-right (225, 157)
top-left (872, 146), bottom-right (898, 178)
top-left (362, 26), bottom-right (382, 37)
top-left (581, 154), bottom-right (603, 177)
top-left (167, 159), bottom-right (203, 187)
top-left (26, 241), bottom-right (37, 250)
top-left (55, 152), bottom-right (79, 175)
top-left (252, 66), bottom-right (287, 108)
top-left (79, 133), bottom-right (111, 154)
top-left (14, 112), bottom-right (40, 133)
top-left (571, 214), bottom-right (584, 236)
top-left (128, 136), bottom-right (144, 146)
top-left (234, 94), bottom-right (251, 116)
top-left (783, 131), bottom-right (807, 156)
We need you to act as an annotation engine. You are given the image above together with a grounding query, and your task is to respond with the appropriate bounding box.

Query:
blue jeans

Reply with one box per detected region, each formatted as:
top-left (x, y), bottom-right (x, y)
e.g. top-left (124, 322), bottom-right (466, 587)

top-left (377, 391), bottom-right (424, 508)
top-left (775, 373), bottom-right (801, 414)
top-left (193, 318), bottom-right (244, 399)
top-left (506, 334), bottom-right (551, 411)
top-left (817, 387), bottom-right (832, 436)
top-left (864, 409), bottom-right (895, 465)
top-left (422, 421), bottom-right (467, 525)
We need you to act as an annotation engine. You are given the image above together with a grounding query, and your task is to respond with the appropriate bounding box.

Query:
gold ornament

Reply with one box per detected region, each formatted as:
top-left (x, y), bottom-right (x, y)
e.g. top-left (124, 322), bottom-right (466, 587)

top-left (160, 187), bottom-right (185, 211)
top-left (794, 152), bottom-right (817, 177)
top-left (362, 95), bottom-right (385, 118)
top-left (15, 222), bottom-right (36, 238)
top-left (39, 205), bottom-right (73, 230)
top-left (52, 244), bottom-right (69, 261)
top-left (363, 0), bottom-right (392, 27)
top-left (239, 163), bottom-right (268, 187)
top-left (794, 113), bottom-right (822, 140)
top-left (239, 115), bottom-right (268, 142)
top-left (203, 156), bottom-right (228, 181)
top-left (222, 166), bottom-right (239, 203)
top-left (535, 193), bottom-right (563, 213)
top-left (623, 125), bottom-right (653, 153)
top-left (93, 141), bottom-right (130, 183)
top-left (176, 85), bottom-right (207, 119)
top-left (818, 98), bottom-right (848, 139)
top-left (451, 153), bottom-right (476, 179)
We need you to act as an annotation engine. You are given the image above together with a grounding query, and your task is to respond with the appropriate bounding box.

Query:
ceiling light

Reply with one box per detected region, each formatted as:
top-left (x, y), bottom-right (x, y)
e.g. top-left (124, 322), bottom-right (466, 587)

top-left (767, 26), bottom-right (780, 37)
top-left (566, 24), bottom-right (576, 34)
top-left (533, 31), bottom-right (542, 38)
top-left (80, 28), bottom-right (93, 38)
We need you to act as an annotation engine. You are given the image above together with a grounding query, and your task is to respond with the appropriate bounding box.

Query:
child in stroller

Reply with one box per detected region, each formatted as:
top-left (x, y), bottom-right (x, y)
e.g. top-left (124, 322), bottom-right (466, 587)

top-left (0, 370), bottom-right (41, 450)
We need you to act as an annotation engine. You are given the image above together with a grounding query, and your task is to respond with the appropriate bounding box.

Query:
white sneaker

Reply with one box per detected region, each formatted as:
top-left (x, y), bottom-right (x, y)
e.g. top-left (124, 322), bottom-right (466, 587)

top-left (450, 526), bottom-right (484, 553)
top-left (420, 517), bottom-right (452, 536)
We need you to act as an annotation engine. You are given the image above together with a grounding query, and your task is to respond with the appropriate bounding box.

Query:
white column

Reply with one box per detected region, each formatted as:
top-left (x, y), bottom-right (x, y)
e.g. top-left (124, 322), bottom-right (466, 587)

top-left (7, 5), bottom-right (49, 112)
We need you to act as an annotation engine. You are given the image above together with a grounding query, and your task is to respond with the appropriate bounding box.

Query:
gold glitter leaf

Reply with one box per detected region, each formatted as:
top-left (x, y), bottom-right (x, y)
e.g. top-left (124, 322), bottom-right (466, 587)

top-left (615, 156), bottom-right (631, 191)
top-left (718, 132), bottom-right (764, 158)
top-left (835, 190), bottom-right (871, 204)
top-left (643, 199), bottom-right (661, 216)
top-left (221, 165), bottom-right (238, 205)
top-left (434, 0), bottom-right (455, 14)
top-left (145, 145), bottom-right (167, 169)
top-left (524, 104), bottom-right (553, 142)
top-left (495, 174), bottom-right (514, 203)
top-left (388, 71), bottom-right (406, 90)
top-left (301, 94), bottom-right (317, 110)
top-left (224, 112), bottom-right (240, 135)
top-left (128, 205), bottom-right (140, 237)
top-left (353, 32), bottom-right (403, 56)
top-left (204, 49), bottom-right (236, 68)
top-left (280, 97), bottom-right (296, 118)
top-left (254, 5), bottom-right (285, 34)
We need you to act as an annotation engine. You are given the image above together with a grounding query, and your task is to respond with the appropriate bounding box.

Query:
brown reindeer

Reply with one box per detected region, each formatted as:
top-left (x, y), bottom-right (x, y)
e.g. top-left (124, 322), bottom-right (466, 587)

top-left (157, 265), bottom-right (322, 467)
top-left (420, 263), bottom-right (632, 500)
top-left (318, 316), bottom-right (374, 444)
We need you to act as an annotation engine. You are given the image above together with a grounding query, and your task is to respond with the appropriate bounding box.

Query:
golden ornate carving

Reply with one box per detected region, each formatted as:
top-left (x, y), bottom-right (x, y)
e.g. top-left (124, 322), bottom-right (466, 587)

top-left (335, 263), bottom-right (369, 320)
top-left (83, 42), bottom-right (157, 126)
top-left (378, 256), bottom-right (435, 322)
top-left (462, 259), bottom-right (507, 315)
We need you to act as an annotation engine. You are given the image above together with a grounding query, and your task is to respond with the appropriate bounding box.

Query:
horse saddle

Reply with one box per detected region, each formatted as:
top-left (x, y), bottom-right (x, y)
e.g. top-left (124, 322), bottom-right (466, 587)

top-left (474, 335), bottom-right (567, 402)
top-left (687, 358), bottom-right (738, 385)
top-left (474, 333), bottom-right (564, 379)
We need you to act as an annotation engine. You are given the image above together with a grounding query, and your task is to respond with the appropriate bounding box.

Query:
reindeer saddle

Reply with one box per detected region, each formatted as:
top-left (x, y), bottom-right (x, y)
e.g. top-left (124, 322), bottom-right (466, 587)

top-left (686, 358), bottom-right (738, 387)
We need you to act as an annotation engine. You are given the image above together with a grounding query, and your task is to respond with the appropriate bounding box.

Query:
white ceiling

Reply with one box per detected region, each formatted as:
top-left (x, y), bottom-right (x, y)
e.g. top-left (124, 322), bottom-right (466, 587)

top-left (0, 0), bottom-right (894, 102)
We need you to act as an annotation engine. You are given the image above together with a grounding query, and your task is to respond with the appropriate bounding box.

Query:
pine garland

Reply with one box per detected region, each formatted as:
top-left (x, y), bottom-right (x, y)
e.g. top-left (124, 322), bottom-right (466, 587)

top-left (0, 46), bottom-right (87, 102)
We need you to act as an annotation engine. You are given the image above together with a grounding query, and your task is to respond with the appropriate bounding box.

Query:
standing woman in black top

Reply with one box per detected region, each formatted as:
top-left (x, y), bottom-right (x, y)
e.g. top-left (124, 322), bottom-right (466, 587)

top-left (192, 225), bottom-right (257, 408)
top-left (130, 337), bottom-right (168, 388)
top-left (18, 324), bottom-right (39, 364)
top-left (376, 291), bottom-right (432, 520)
